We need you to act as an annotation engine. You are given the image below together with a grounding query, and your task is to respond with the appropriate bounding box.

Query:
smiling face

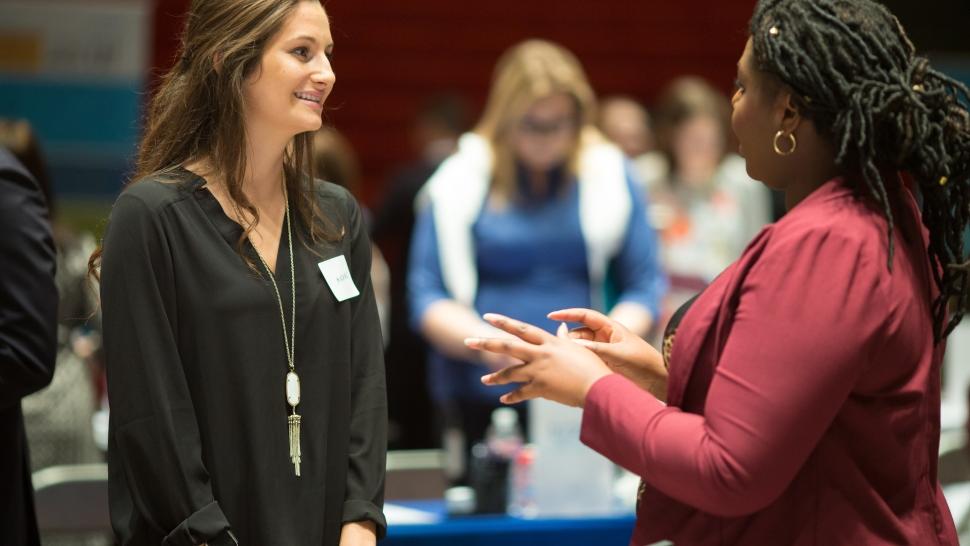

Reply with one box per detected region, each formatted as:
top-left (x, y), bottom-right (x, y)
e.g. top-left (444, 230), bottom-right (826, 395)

top-left (242, 1), bottom-right (335, 140)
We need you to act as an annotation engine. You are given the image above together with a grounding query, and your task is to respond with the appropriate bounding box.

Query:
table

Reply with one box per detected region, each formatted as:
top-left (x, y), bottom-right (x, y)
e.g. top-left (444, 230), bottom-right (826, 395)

top-left (383, 499), bottom-right (635, 546)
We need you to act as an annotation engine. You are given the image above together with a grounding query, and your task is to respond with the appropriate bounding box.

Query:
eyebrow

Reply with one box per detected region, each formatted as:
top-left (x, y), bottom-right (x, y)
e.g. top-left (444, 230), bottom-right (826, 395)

top-left (290, 35), bottom-right (334, 50)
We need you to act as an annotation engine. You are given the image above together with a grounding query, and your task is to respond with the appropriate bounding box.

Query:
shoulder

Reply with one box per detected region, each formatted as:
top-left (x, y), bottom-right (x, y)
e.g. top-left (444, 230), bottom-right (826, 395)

top-left (313, 178), bottom-right (364, 237)
top-left (314, 177), bottom-right (353, 204)
top-left (314, 177), bottom-right (356, 213)
top-left (114, 171), bottom-right (195, 216)
top-left (0, 147), bottom-right (42, 202)
top-left (757, 182), bottom-right (888, 280)
top-left (424, 133), bottom-right (491, 200)
top-left (0, 146), bottom-right (32, 183)
top-left (778, 183), bottom-right (882, 243)
top-left (107, 171), bottom-right (196, 241)
top-left (0, 149), bottom-right (50, 246)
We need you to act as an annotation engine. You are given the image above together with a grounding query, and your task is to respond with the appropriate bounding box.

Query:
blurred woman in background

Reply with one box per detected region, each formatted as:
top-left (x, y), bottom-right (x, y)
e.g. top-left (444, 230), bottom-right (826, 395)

top-left (645, 77), bottom-right (772, 284)
top-left (408, 39), bottom-right (666, 483)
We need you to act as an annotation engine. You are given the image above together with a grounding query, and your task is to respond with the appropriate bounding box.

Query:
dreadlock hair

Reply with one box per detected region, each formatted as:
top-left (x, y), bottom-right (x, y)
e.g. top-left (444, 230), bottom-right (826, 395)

top-left (749, 0), bottom-right (970, 341)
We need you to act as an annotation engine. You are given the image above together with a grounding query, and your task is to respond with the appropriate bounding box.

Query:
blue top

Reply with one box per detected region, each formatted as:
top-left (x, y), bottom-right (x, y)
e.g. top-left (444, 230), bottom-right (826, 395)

top-left (408, 166), bottom-right (666, 403)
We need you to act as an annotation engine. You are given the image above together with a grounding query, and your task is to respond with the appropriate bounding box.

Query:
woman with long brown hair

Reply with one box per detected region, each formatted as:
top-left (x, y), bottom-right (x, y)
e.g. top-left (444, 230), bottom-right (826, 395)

top-left (91, 1), bottom-right (386, 544)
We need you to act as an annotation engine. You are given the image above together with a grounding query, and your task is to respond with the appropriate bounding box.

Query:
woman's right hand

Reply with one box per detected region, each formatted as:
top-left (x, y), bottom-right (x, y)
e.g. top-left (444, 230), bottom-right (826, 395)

top-left (548, 308), bottom-right (668, 402)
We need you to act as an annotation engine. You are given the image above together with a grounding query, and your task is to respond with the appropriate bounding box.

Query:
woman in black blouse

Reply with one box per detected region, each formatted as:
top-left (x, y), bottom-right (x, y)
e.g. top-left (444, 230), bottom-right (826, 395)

top-left (90, 1), bottom-right (386, 545)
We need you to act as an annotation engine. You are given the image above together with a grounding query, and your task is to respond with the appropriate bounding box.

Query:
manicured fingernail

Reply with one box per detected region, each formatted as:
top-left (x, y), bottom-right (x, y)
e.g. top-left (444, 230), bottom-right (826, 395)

top-left (481, 374), bottom-right (492, 384)
top-left (557, 322), bottom-right (569, 337)
top-left (464, 338), bottom-right (478, 346)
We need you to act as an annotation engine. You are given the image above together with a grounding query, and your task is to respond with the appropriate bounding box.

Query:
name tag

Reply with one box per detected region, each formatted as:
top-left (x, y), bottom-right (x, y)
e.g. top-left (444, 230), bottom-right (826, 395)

top-left (318, 255), bottom-right (360, 302)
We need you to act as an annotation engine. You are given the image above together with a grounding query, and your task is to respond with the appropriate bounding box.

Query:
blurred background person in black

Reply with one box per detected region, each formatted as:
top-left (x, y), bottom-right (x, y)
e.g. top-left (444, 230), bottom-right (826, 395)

top-left (372, 94), bottom-right (469, 450)
top-left (0, 135), bottom-right (58, 545)
top-left (1, 118), bottom-right (105, 546)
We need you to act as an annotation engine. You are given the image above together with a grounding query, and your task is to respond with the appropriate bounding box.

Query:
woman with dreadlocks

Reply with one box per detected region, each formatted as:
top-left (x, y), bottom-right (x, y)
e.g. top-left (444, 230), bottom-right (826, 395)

top-left (465, 0), bottom-right (970, 543)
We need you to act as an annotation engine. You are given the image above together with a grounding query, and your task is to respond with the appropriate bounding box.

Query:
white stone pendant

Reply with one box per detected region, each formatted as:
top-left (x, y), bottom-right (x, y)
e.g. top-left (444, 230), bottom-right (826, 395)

top-left (286, 371), bottom-right (301, 407)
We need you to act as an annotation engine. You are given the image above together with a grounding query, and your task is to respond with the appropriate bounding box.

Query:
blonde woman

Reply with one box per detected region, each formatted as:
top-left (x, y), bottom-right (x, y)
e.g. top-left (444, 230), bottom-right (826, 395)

top-left (92, 1), bottom-right (386, 544)
top-left (408, 39), bottom-right (666, 482)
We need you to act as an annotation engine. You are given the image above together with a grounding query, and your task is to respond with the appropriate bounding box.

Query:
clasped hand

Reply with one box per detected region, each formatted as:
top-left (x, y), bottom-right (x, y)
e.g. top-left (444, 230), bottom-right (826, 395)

top-left (464, 308), bottom-right (668, 407)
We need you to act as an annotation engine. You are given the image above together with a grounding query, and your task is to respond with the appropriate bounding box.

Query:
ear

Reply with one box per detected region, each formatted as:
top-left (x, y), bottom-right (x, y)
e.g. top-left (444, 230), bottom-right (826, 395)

top-left (776, 88), bottom-right (802, 134)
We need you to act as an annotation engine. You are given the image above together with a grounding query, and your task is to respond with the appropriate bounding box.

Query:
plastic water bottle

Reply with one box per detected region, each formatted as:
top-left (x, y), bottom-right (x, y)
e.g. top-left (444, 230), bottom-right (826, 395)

top-left (487, 407), bottom-right (523, 458)
top-left (507, 444), bottom-right (537, 517)
top-left (529, 398), bottom-right (616, 516)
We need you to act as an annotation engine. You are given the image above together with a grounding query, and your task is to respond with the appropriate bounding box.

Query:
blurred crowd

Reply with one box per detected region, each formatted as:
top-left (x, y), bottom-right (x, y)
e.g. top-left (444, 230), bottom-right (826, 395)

top-left (9, 34), bottom-right (969, 542)
top-left (3, 38), bottom-right (779, 489)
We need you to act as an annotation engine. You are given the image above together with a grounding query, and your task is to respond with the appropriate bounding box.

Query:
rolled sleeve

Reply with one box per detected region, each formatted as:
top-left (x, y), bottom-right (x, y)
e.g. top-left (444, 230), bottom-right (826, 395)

top-left (162, 502), bottom-right (233, 546)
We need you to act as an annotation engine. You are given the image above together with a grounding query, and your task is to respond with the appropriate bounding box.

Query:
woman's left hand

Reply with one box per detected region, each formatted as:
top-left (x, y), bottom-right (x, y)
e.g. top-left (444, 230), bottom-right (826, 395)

top-left (465, 313), bottom-right (613, 407)
top-left (338, 521), bottom-right (376, 546)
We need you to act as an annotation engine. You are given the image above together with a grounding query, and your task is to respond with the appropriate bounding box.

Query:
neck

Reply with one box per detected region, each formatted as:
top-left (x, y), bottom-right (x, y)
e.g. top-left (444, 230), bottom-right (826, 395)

top-left (527, 169), bottom-right (549, 196)
top-left (243, 142), bottom-right (287, 205)
top-left (782, 138), bottom-right (841, 211)
top-left (242, 120), bottom-right (292, 206)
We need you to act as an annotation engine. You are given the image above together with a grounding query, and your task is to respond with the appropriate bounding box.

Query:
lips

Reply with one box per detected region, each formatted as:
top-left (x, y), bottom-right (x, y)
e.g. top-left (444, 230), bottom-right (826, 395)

top-left (294, 91), bottom-right (322, 105)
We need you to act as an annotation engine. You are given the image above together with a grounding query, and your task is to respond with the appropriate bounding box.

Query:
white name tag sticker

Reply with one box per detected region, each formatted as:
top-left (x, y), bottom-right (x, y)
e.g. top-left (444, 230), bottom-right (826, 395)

top-left (318, 255), bottom-right (360, 302)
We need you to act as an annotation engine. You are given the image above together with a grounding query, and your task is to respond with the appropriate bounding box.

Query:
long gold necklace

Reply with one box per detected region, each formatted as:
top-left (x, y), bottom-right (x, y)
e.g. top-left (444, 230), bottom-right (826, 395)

top-left (252, 187), bottom-right (302, 476)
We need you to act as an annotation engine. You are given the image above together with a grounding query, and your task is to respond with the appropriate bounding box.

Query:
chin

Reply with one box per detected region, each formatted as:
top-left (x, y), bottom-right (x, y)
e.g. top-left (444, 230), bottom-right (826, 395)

top-left (743, 162), bottom-right (770, 187)
top-left (297, 116), bottom-right (323, 134)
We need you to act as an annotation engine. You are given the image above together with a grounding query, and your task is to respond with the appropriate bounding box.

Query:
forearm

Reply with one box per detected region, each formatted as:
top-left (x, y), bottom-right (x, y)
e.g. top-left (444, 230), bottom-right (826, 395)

top-left (581, 375), bottom-right (757, 515)
top-left (339, 521), bottom-right (377, 546)
top-left (608, 301), bottom-right (653, 338)
top-left (420, 299), bottom-right (494, 361)
top-left (629, 366), bottom-right (667, 402)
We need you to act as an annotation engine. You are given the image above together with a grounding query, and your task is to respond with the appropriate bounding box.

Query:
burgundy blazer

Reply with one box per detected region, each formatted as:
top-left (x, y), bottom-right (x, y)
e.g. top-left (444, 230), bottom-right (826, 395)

top-left (581, 178), bottom-right (958, 545)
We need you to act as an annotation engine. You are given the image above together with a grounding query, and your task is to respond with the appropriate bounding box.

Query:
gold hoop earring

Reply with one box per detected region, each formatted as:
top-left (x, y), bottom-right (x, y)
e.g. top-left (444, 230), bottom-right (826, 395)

top-left (773, 130), bottom-right (797, 156)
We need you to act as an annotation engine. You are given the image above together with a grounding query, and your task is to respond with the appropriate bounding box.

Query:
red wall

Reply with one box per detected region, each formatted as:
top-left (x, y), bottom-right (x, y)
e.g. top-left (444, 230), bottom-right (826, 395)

top-left (153, 0), bottom-right (757, 205)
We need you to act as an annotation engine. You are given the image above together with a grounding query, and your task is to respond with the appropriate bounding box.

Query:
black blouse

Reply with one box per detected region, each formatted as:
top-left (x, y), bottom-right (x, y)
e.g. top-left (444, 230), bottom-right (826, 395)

top-left (101, 170), bottom-right (387, 546)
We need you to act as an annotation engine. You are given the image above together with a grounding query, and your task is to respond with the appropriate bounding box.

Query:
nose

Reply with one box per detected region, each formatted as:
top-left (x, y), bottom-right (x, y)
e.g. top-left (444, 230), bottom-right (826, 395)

top-left (310, 55), bottom-right (335, 89)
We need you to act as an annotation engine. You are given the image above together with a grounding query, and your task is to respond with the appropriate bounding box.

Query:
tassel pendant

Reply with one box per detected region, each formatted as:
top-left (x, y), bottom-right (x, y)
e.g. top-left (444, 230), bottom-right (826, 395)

top-left (288, 412), bottom-right (302, 476)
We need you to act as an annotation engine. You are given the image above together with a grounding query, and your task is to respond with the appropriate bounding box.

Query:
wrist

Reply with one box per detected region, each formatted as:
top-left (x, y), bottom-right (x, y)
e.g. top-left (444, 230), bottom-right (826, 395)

top-left (580, 370), bottom-right (614, 408)
top-left (340, 520), bottom-right (377, 545)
